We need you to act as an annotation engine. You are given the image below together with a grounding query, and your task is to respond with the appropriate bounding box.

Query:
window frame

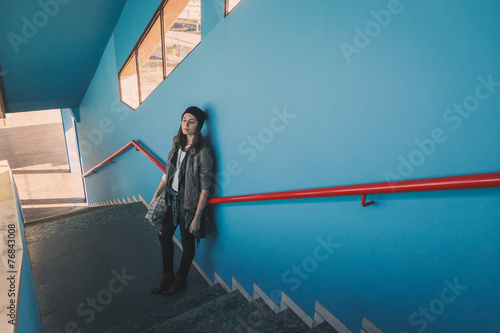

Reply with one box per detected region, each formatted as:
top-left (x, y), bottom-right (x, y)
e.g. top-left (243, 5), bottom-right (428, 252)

top-left (118, 0), bottom-right (202, 109)
top-left (225, 0), bottom-right (242, 16)
top-left (137, 13), bottom-right (164, 103)
top-left (118, 51), bottom-right (140, 109)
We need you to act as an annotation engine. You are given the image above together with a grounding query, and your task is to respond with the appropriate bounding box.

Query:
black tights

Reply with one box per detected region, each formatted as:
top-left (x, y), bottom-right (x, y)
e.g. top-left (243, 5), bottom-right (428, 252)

top-left (158, 204), bottom-right (195, 278)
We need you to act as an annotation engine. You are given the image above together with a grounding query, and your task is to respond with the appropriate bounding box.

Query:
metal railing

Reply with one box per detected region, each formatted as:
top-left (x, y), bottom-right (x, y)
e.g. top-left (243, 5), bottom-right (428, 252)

top-left (209, 172), bottom-right (500, 206)
top-left (82, 140), bottom-right (165, 177)
top-left (82, 140), bottom-right (500, 206)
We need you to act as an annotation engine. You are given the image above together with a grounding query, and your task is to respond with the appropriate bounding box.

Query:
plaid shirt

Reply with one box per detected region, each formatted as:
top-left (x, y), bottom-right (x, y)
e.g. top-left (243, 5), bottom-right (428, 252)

top-left (167, 186), bottom-right (212, 246)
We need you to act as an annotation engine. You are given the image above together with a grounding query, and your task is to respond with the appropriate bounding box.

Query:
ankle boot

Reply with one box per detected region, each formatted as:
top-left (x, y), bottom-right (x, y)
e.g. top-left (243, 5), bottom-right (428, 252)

top-left (163, 274), bottom-right (187, 295)
top-left (150, 272), bottom-right (175, 293)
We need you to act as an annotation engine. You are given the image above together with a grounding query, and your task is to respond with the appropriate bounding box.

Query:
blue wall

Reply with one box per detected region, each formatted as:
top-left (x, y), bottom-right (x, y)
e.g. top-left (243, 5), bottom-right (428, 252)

top-left (0, 0), bottom-right (127, 112)
top-left (12, 173), bottom-right (43, 333)
top-left (77, 0), bottom-right (500, 332)
top-left (61, 109), bottom-right (83, 174)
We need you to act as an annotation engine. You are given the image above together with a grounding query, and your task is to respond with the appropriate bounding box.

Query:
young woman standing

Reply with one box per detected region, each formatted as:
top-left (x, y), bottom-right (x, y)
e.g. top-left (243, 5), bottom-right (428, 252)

top-left (150, 106), bottom-right (213, 295)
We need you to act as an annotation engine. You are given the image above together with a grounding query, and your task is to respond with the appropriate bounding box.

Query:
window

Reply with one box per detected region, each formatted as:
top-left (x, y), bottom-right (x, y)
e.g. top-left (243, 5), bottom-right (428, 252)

top-left (118, 0), bottom-right (202, 109)
top-left (225, 0), bottom-right (242, 16)
top-left (119, 54), bottom-right (140, 109)
top-left (164, 0), bottom-right (201, 76)
top-left (138, 16), bottom-right (163, 102)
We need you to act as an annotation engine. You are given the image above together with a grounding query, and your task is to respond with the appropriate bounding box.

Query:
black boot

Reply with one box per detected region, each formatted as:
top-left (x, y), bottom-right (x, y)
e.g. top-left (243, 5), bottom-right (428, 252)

top-left (163, 274), bottom-right (187, 295)
top-left (150, 272), bottom-right (175, 294)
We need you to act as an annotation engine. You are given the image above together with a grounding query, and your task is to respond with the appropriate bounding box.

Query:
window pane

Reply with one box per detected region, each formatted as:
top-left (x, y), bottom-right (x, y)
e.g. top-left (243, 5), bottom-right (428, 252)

top-left (119, 55), bottom-right (140, 109)
top-left (226, 0), bottom-right (242, 15)
top-left (164, 0), bottom-right (201, 77)
top-left (138, 17), bottom-right (163, 101)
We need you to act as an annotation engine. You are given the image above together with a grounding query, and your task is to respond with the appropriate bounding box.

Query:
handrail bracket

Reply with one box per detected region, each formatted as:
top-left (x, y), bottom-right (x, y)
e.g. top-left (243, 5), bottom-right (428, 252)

top-left (361, 194), bottom-right (375, 207)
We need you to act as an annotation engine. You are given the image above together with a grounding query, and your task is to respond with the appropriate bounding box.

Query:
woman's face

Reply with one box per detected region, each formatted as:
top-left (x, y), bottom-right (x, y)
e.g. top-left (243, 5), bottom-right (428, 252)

top-left (182, 113), bottom-right (198, 136)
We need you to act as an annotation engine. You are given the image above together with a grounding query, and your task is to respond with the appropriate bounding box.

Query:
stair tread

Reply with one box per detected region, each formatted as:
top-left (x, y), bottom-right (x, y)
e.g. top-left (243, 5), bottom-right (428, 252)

top-left (103, 283), bottom-right (226, 333)
top-left (32, 201), bottom-right (145, 223)
top-left (187, 297), bottom-right (277, 333)
top-left (307, 321), bottom-right (340, 333)
top-left (143, 290), bottom-right (250, 332)
top-left (25, 204), bottom-right (111, 225)
top-left (24, 202), bottom-right (147, 243)
top-left (256, 308), bottom-right (311, 333)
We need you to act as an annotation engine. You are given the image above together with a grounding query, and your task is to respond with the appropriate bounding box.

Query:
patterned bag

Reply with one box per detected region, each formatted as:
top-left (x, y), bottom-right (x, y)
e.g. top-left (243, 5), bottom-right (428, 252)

top-left (145, 190), bottom-right (168, 225)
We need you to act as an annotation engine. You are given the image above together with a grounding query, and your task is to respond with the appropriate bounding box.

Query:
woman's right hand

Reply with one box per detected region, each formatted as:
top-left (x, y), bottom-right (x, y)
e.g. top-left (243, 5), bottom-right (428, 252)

top-left (150, 179), bottom-right (166, 207)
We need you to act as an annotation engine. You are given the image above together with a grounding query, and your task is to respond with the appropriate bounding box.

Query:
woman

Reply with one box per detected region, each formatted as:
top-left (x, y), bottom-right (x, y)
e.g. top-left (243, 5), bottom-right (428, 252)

top-left (150, 106), bottom-right (213, 295)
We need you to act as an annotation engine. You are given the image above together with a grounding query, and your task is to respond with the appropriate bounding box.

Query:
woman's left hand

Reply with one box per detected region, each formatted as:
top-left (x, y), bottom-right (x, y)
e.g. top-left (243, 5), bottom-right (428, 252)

top-left (189, 215), bottom-right (201, 234)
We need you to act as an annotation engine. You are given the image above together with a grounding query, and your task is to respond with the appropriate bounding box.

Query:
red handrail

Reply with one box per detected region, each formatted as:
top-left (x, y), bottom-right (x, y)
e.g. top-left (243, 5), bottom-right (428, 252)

top-left (81, 140), bottom-right (500, 206)
top-left (82, 140), bottom-right (165, 177)
top-left (208, 172), bottom-right (500, 205)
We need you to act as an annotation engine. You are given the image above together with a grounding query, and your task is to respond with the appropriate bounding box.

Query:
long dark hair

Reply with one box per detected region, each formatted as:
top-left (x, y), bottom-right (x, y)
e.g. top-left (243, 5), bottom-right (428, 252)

top-left (176, 125), bottom-right (204, 152)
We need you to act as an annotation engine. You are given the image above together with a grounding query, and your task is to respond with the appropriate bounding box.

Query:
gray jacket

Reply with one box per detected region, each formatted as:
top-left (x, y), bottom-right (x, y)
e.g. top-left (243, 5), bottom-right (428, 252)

top-left (164, 136), bottom-right (213, 211)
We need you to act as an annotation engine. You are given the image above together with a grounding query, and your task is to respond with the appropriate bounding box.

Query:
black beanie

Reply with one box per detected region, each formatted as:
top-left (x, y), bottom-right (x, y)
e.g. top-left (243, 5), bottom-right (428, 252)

top-left (182, 106), bottom-right (206, 130)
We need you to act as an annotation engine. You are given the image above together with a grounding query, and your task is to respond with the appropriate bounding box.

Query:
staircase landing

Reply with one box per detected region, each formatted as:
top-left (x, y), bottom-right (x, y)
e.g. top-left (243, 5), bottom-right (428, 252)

top-left (0, 109), bottom-right (87, 222)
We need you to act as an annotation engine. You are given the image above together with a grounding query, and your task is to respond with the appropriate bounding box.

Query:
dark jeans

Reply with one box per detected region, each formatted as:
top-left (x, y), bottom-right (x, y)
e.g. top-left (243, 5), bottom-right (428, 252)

top-left (158, 189), bottom-right (195, 278)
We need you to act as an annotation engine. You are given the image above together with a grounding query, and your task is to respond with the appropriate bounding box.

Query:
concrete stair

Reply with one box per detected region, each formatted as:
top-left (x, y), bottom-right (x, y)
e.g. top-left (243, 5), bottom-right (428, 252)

top-left (104, 283), bottom-right (339, 333)
top-left (25, 201), bottom-right (342, 332)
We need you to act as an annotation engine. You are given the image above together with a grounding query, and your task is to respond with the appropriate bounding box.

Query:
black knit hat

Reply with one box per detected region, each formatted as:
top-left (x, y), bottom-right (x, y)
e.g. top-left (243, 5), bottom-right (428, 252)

top-left (182, 106), bottom-right (206, 130)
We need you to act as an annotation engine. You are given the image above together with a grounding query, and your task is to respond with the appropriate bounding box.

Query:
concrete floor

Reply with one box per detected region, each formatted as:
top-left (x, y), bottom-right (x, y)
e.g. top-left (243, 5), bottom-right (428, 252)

top-left (0, 110), bottom-right (87, 222)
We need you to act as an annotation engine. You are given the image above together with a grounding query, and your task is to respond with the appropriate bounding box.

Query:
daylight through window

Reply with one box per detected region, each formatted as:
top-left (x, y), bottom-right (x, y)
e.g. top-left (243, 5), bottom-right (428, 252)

top-left (119, 0), bottom-right (202, 109)
top-left (225, 0), bottom-right (242, 16)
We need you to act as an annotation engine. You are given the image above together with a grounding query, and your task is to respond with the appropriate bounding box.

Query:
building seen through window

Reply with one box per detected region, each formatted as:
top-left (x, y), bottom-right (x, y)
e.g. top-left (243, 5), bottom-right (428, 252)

top-left (119, 0), bottom-right (201, 109)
